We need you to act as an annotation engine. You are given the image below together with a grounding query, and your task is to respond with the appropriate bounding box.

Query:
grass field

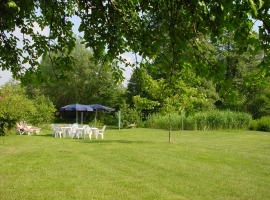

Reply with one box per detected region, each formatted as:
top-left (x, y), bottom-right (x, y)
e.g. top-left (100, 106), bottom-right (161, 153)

top-left (1, 128), bottom-right (270, 200)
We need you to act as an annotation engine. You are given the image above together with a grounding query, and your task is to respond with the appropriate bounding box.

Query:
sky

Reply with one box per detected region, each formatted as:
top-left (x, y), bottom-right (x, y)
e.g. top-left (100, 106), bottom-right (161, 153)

top-left (0, 15), bottom-right (262, 86)
top-left (0, 70), bottom-right (12, 85)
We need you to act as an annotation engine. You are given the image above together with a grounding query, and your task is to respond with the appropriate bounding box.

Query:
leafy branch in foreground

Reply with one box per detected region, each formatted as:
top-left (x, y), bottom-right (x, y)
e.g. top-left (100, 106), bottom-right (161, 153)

top-left (0, 0), bottom-right (269, 85)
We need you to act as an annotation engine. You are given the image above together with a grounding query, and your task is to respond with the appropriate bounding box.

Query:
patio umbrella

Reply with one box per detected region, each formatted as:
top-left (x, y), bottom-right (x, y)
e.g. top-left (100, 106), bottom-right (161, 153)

top-left (88, 104), bottom-right (115, 126)
top-left (59, 103), bottom-right (93, 124)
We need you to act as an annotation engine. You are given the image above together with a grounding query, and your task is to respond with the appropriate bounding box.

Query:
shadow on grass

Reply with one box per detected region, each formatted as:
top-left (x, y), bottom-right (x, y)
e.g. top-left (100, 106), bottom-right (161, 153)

top-left (35, 134), bottom-right (152, 144)
top-left (36, 134), bottom-right (54, 137)
top-left (80, 139), bottom-right (151, 144)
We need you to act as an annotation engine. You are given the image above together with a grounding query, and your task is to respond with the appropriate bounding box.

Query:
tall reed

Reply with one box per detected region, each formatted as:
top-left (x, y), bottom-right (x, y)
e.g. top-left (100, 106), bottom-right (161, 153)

top-left (145, 110), bottom-right (252, 130)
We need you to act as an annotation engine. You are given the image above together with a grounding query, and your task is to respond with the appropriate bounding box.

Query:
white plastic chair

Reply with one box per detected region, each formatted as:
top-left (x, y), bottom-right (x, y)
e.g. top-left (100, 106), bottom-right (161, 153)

top-left (83, 126), bottom-right (93, 140)
top-left (16, 127), bottom-right (24, 135)
top-left (70, 123), bottom-right (79, 139)
top-left (16, 122), bottom-right (25, 135)
top-left (96, 125), bottom-right (106, 139)
top-left (53, 124), bottom-right (63, 138)
top-left (75, 125), bottom-right (86, 139)
top-left (51, 124), bottom-right (56, 136)
top-left (26, 127), bottom-right (41, 135)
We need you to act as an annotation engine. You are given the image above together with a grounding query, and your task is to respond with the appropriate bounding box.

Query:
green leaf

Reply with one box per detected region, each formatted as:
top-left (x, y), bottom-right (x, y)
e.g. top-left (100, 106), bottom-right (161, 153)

top-left (7, 1), bottom-right (17, 8)
top-left (258, 0), bottom-right (264, 9)
top-left (249, 0), bottom-right (258, 16)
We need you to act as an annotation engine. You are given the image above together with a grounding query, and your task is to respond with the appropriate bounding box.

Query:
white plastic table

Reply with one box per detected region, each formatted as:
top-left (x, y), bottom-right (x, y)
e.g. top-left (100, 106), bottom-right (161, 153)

top-left (61, 126), bottom-right (72, 137)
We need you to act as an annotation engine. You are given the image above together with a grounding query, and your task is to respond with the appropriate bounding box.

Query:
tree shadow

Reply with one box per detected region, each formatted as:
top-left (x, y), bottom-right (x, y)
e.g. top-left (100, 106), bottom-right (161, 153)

top-left (36, 134), bottom-right (54, 137)
top-left (35, 134), bottom-right (152, 144)
top-left (79, 139), bottom-right (152, 144)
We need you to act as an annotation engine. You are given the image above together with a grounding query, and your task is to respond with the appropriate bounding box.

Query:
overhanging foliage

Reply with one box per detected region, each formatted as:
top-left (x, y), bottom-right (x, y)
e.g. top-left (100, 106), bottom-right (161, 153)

top-left (1, 0), bottom-right (269, 85)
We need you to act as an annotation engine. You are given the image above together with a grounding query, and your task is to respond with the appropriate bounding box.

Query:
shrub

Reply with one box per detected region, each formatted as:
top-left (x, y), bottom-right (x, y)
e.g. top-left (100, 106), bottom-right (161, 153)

top-left (249, 120), bottom-right (258, 130)
top-left (118, 103), bottom-right (143, 128)
top-left (184, 116), bottom-right (196, 130)
top-left (0, 81), bottom-right (37, 136)
top-left (205, 111), bottom-right (226, 130)
top-left (145, 112), bottom-right (183, 130)
top-left (256, 116), bottom-right (270, 132)
top-left (145, 110), bottom-right (252, 131)
top-left (32, 95), bottom-right (56, 127)
top-left (195, 112), bottom-right (207, 130)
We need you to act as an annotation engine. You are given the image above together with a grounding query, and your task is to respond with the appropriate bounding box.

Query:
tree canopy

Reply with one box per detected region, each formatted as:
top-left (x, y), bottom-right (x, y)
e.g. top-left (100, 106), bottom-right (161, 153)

top-left (27, 37), bottom-right (125, 109)
top-left (1, 0), bottom-right (269, 84)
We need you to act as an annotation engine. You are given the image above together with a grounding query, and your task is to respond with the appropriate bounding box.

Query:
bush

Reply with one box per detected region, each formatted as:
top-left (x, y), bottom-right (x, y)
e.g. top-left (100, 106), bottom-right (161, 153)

top-left (118, 103), bottom-right (143, 128)
top-left (32, 95), bottom-right (56, 127)
top-left (0, 81), bottom-right (57, 135)
top-left (249, 120), bottom-right (258, 130)
top-left (184, 116), bottom-right (196, 130)
top-left (197, 110), bottom-right (251, 130)
top-left (256, 116), bottom-right (270, 132)
top-left (0, 81), bottom-right (37, 136)
top-left (145, 110), bottom-right (252, 131)
top-left (145, 112), bottom-right (184, 130)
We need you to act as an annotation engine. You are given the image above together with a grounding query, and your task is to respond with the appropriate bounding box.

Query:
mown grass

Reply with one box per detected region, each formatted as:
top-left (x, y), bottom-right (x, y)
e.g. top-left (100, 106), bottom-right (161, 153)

top-left (1, 128), bottom-right (270, 199)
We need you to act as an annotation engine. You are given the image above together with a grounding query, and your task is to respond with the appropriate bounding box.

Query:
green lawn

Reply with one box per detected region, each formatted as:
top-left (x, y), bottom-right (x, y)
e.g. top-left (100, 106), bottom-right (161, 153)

top-left (1, 128), bottom-right (270, 200)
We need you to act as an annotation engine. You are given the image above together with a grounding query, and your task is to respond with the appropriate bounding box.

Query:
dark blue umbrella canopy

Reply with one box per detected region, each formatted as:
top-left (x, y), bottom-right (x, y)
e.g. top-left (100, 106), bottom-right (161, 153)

top-left (59, 103), bottom-right (94, 111)
top-left (88, 104), bottom-right (115, 111)
top-left (59, 104), bottom-right (93, 124)
top-left (88, 104), bottom-right (115, 126)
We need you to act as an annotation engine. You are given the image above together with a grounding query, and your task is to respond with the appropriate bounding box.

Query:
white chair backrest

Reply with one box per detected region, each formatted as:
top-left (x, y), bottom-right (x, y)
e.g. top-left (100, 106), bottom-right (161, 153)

top-left (71, 123), bottom-right (78, 132)
top-left (84, 126), bottom-right (92, 133)
top-left (72, 123), bottom-right (78, 129)
top-left (54, 124), bottom-right (62, 131)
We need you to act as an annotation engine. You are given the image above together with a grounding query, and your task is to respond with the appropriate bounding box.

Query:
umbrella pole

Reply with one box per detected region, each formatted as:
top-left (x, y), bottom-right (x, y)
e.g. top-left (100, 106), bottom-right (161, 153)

top-left (76, 111), bottom-right (78, 124)
top-left (81, 112), bottom-right (83, 124)
top-left (95, 109), bottom-right (97, 127)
